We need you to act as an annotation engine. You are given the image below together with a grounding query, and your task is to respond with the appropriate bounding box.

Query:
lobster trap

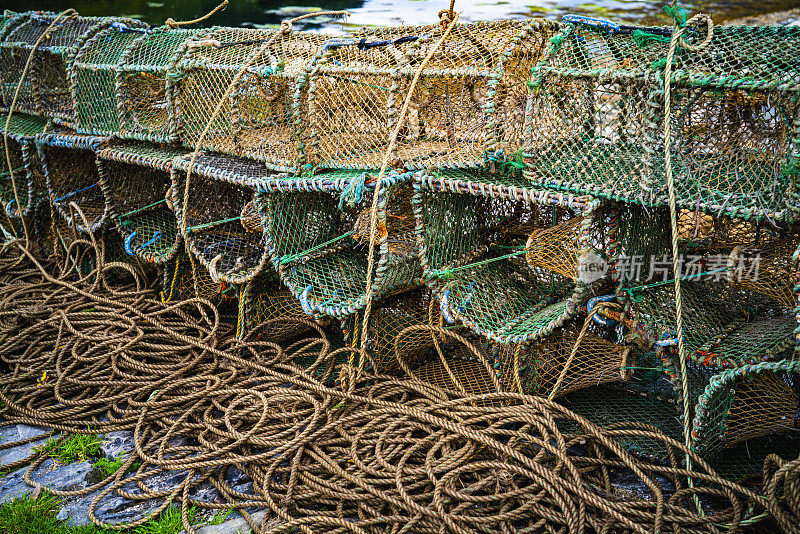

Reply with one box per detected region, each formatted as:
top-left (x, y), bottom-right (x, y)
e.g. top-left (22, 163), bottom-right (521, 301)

top-left (258, 169), bottom-right (422, 318)
top-left (237, 270), bottom-right (310, 343)
top-left (0, 112), bottom-right (49, 238)
top-left (36, 132), bottom-right (109, 233)
top-left (160, 250), bottom-right (229, 304)
top-left (692, 360), bottom-right (800, 460)
top-left (414, 169), bottom-right (611, 345)
top-left (96, 142), bottom-right (186, 264)
top-left (341, 287), bottom-right (441, 375)
top-left (172, 151), bottom-right (276, 285)
top-left (70, 21), bottom-right (172, 137)
top-left (523, 15), bottom-right (800, 223)
top-left (0, 12), bottom-right (118, 123)
top-left (497, 317), bottom-right (633, 398)
top-left (175, 27), bottom-right (331, 173)
top-left (307, 19), bottom-right (556, 171)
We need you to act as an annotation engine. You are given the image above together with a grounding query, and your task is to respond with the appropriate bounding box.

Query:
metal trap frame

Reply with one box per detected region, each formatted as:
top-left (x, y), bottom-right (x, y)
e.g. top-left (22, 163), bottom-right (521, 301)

top-left (36, 131), bottom-right (109, 233)
top-left (523, 15), bottom-right (800, 224)
top-left (257, 169), bottom-right (423, 318)
top-left (96, 142), bottom-right (186, 264)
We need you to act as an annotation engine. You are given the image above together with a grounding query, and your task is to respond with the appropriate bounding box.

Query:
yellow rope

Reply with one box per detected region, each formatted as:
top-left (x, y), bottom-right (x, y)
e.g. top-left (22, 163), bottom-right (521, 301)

top-left (165, 0), bottom-right (229, 28)
top-left (3, 9), bottom-right (77, 248)
top-left (351, 12), bottom-right (461, 391)
top-left (662, 9), bottom-right (713, 507)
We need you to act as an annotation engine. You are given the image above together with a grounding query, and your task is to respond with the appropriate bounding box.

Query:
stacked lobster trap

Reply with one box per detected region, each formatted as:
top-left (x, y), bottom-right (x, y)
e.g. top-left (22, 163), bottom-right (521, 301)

top-left (0, 12), bottom-right (137, 125)
top-left (257, 169), bottom-right (422, 318)
top-left (0, 4), bottom-right (799, 484)
top-left (0, 112), bottom-right (49, 240)
top-left (174, 27), bottom-right (331, 173)
top-left (171, 151), bottom-right (277, 285)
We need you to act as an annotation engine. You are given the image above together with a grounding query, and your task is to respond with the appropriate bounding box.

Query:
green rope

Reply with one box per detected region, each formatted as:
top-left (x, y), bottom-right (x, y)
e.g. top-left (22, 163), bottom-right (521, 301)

top-left (429, 249), bottom-right (528, 280)
top-left (119, 198), bottom-right (168, 220)
top-left (186, 216), bottom-right (241, 234)
top-left (632, 29), bottom-right (671, 48)
top-left (621, 266), bottom-right (728, 302)
top-left (278, 230), bottom-right (356, 265)
top-left (0, 166), bottom-right (26, 179)
top-left (662, 5), bottom-right (688, 27)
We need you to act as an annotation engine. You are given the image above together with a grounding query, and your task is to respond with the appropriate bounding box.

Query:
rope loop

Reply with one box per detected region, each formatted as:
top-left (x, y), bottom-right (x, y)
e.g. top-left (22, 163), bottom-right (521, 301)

top-left (165, 0), bottom-right (229, 28)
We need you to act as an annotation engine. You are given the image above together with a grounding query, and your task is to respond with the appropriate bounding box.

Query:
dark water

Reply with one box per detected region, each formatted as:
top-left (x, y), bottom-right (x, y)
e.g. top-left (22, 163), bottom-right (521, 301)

top-left (2, 0), bottom-right (799, 31)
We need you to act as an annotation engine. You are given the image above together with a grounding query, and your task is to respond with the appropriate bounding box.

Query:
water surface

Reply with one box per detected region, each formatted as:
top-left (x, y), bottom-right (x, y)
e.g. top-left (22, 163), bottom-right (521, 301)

top-left (2, 0), bottom-right (798, 30)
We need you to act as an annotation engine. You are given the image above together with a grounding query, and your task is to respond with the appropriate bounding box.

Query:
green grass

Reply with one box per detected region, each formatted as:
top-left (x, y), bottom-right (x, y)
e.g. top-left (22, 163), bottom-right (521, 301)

top-left (35, 433), bottom-right (102, 464)
top-left (92, 454), bottom-right (142, 478)
top-left (0, 490), bottom-right (223, 534)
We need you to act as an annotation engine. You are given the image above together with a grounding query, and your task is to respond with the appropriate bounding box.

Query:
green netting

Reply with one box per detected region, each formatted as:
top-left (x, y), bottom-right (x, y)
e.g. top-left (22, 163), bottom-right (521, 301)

top-left (308, 20), bottom-right (556, 171)
top-left (117, 27), bottom-right (199, 143)
top-left (523, 17), bottom-right (800, 223)
top-left (237, 270), bottom-right (312, 342)
top-left (260, 169), bottom-right (422, 318)
top-left (172, 151), bottom-right (277, 285)
top-left (414, 168), bottom-right (608, 344)
top-left (36, 132), bottom-right (109, 233)
top-left (558, 382), bottom-right (684, 461)
top-left (0, 112), bottom-right (49, 239)
top-left (692, 359), bottom-right (800, 460)
top-left (97, 142), bottom-right (187, 264)
top-left (0, 12), bottom-right (119, 123)
top-left (70, 21), bottom-right (150, 136)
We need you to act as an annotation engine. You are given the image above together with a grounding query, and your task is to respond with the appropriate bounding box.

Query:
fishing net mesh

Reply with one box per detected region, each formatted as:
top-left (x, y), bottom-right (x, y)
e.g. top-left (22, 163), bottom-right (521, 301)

top-left (176, 28), bottom-right (329, 172)
top-left (309, 20), bottom-right (555, 170)
top-left (692, 361), bottom-right (800, 459)
top-left (0, 113), bottom-right (49, 240)
top-left (117, 28), bottom-right (198, 143)
top-left (499, 320), bottom-right (633, 398)
top-left (237, 271), bottom-right (310, 342)
top-left (172, 152), bottom-right (270, 285)
top-left (523, 20), bottom-right (800, 223)
top-left (71, 25), bottom-right (148, 136)
top-left (37, 133), bottom-right (108, 233)
top-left (97, 143), bottom-right (186, 264)
top-left (727, 237), bottom-right (799, 308)
top-left (415, 169), bottom-right (604, 344)
top-left (0, 12), bottom-right (107, 122)
top-left (160, 251), bottom-right (228, 304)
top-left (342, 288), bottom-right (439, 375)
top-left (261, 170), bottom-right (421, 318)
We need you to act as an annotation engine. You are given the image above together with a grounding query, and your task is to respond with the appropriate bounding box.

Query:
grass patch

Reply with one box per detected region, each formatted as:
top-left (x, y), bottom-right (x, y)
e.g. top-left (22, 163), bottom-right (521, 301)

top-left (36, 433), bottom-right (102, 464)
top-left (0, 490), bottom-right (211, 534)
top-left (92, 455), bottom-right (142, 478)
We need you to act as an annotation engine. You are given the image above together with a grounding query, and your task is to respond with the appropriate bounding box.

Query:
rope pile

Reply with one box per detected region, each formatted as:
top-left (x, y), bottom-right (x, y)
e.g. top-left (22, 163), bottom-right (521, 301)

top-left (0, 234), bottom-right (794, 533)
